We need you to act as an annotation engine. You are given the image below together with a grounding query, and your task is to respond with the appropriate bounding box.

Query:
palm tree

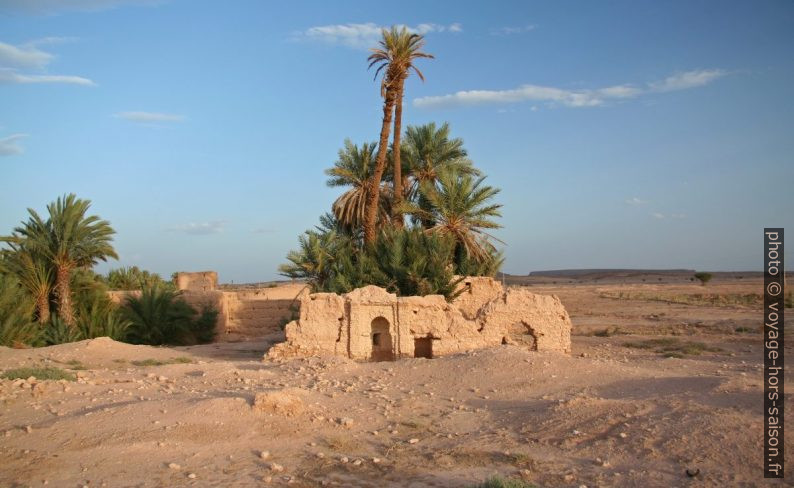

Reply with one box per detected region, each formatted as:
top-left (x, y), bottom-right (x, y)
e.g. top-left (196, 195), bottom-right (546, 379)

top-left (364, 26), bottom-right (432, 244)
top-left (325, 140), bottom-right (392, 232)
top-left (383, 29), bottom-right (433, 228)
top-left (405, 168), bottom-right (503, 261)
top-left (403, 122), bottom-right (480, 197)
top-left (0, 244), bottom-right (52, 323)
top-left (12, 194), bottom-right (118, 326)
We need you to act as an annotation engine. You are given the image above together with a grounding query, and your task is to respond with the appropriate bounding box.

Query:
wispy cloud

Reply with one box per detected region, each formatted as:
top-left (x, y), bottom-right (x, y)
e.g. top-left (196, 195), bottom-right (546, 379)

top-left (651, 212), bottom-right (687, 220)
top-left (0, 39), bottom-right (95, 86)
top-left (291, 22), bottom-right (462, 50)
top-left (491, 25), bottom-right (536, 36)
top-left (0, 0), bottom-right (161, 15)
top-left (114, 111), bottom-right (186, 123)
top-left (169, 221), bottom-right (226, 235)
top-left (625, 197), bottom-right (648, 206)
top-left (0, 133), bottom-right (28, 156)
top-left (0, 68), bottom-right (95, 85)
top-left (0, 40), bottom-right (52, 69)
top-left (414, 69), bottom-right (727, 110)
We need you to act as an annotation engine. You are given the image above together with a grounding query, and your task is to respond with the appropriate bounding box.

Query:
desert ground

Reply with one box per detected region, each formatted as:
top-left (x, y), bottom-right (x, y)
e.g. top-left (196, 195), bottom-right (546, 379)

top-left (1, 278), bottom-right (792, 487)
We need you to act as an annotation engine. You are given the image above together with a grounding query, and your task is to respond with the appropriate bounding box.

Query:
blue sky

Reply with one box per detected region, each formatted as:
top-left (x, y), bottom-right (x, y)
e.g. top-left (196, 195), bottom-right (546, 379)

top-left (1, 0), bottom-right (792, 282)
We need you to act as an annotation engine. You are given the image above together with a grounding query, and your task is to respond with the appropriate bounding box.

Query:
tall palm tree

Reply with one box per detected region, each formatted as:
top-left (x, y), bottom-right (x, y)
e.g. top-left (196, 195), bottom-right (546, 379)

top-left (12, 194), bottom-right (117, 326)
top-left (384, 29), bottom-right (433, 228)
top-left (364, 26), bottom-right (432, 244)
top-left (405, 168), bottom-right (503, 261)
top-left (0, 244), bottom-right (52, 323)
top-left (325, 140), bottom-right (392, 232)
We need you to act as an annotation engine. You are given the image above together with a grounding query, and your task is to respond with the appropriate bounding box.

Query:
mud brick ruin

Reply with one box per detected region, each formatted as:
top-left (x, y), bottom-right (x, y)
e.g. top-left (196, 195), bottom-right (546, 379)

top-left (268, 277), bottom-right (572, 361)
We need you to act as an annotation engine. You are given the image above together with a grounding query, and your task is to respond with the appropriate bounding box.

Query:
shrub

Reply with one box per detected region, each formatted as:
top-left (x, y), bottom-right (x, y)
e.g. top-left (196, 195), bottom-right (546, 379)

top-left (104, 266), bottom-right (174, 291)
top-left (122, 285), bottom-right (217, 345)
top-left (1, 366), bottom-right (75, 381)
top-left (471, 477), bottom-right (536, 488)
top-left (280, 222), bottom-right (469, 300)
top-left (693, 272), bottom-right (713, 285)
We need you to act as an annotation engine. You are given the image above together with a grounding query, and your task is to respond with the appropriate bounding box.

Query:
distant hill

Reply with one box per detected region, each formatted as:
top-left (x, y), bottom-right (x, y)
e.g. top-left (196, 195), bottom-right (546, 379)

top-left (527, 269), bottom-right (695, 277)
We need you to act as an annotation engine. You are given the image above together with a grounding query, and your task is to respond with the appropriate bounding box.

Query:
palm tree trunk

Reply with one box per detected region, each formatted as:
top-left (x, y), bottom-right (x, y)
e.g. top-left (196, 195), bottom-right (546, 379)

top-left (364, 90), bottom-right (396, 245)
top-left (36, 292), bottom-right (50, 324)
top-left (55, 265), bottom-right (75, 326)
top-left (391, 78), bottom-right (406, 229)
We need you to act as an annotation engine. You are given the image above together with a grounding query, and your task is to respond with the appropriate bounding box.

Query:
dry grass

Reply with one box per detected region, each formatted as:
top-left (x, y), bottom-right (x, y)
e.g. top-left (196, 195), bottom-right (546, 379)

top-left (600, 291), bottom-right (762, 308)
top-left (622, 337), bottom-right (722, 358)
top-left (131, 357), bottom-right (193, 367)
top-left (2, 366), bottom-right (76, 381)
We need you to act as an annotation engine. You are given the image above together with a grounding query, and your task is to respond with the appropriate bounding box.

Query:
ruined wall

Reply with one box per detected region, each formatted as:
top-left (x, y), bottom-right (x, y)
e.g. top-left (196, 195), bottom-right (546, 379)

top-left (175, 271), bottom-right (218, 292)
top-left (268, 277), bottom-right (572, 361)
top-left (109, 280), bottom-right (309, 341)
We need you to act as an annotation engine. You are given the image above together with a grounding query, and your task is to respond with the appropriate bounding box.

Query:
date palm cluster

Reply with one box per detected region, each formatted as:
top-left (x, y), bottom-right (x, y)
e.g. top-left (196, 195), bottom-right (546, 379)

top-left (281, 28), bottom-right (504, 297)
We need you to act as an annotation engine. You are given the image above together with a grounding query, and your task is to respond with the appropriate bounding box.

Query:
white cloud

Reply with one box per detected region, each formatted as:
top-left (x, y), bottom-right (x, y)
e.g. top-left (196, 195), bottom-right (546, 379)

top-left (0, 68), bottom-right (95, 85)
top-left (491, 25), bottom-right (536, 36)
top-left (0, 39), bottom-right (95, 86)
top-left (0, 41), bottom-right (52, 69)
top-left (0, 133), bottom-right (27, 156)
top-left (414, 69), bottom-right (726, 110)
top-left (292, 22), bottom-right (462, 50)
top-left (0, 0), bottom-right (160, 15)
top-left (651, 212), bottom-right (666, 219)
top-left (625, 197), bottom-right (648, 206)
top-left (114, 111), bottom-right (185, 123)
top-left (648, 69), bottom-right (726, 92)
top-left (169, 221), bottom-right (226, 235)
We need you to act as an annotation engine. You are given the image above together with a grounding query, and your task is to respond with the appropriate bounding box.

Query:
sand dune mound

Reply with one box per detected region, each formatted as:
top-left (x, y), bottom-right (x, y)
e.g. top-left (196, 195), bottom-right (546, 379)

top-left (0, 337), bottom-right (194, 370)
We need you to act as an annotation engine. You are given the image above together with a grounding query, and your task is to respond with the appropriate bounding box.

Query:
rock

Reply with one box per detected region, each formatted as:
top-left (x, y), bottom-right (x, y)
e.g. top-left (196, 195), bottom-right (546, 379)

top-left (408, 438), bottom-right (419, 444)
top-left (619, 432), bottom-right (628, 439)
top-left (269, 463), bottom-right (284, 472)
top-left (686, 468), bottom-right (700, 477)
top-left (187, 473), bottom-right (197, 479)
top-left (338, 417), bottom-right (354, 427)
top-left (259, 451), bottom-right (270, 460)
top-left (168, 463), bottom-right (181, 470)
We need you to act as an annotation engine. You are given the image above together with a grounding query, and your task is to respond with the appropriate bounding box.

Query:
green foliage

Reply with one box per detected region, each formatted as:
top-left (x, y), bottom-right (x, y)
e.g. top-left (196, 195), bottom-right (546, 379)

top-left (280, 221), bottom-right (465, 299)
top-left (0, 272), bottom-right (42, 347)
top-left (43, 316), bottom-right (84, 345)
top-left (122, 285), bottom-right (217, 346)
top-left (693, 272), bottom-right (713, 285)
top-left (1, 366), bottom-right (75, 381)
top-left (104, 266), bottom-right (174, 291)
top-left (131, 357), bottom-right (193, 367)
top-left (470, 477), bottom-right (536, 488)
top-left (325, 140), bottom-right (392, 231)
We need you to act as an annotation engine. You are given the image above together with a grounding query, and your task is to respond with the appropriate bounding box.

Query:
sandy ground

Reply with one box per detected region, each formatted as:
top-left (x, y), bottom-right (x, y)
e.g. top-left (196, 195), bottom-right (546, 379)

top-left (1, 279), bottom-right (792, 487)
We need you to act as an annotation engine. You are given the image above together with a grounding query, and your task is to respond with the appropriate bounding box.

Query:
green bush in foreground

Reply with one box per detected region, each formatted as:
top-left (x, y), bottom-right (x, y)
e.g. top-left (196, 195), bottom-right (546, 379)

top-left (1, 366), bottom-right (76, 381)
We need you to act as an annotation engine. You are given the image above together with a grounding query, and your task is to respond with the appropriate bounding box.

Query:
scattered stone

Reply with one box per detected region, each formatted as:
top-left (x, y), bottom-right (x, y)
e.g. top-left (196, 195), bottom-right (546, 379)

top-left (168, 463), bottom-right (181, 470)
top-left (408, 438), bottom-right (419, 444)
top-left (686, 468), bottom-right (700, 477)
top-left (619, 433), bottom-right (628, 439)
top-left (187, 473), bottom-right (196, 479)
top-left (259, 450), bottom-right (270, 460)
top-left (269, 463), bottom-right (284, 473)
top-left (338, 417), bottom-right (354, 427)
top-left (352, 459), bottom-right (362, 466)
top-left (340, 456), bottom-right (349, 463)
